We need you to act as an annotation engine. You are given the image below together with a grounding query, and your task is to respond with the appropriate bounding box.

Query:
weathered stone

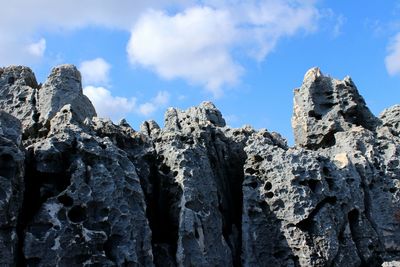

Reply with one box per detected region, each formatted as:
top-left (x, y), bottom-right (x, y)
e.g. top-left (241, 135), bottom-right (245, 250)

top-left (22, 106), bottom-right (153, 266)
top-left (0, 111), bottom-right (25, 266)
top-left (292, 67), bottom-right (379, 149)
top-left (380, 104), bottom-right (400, 136)
top-left (242, 68), bottom-right (400, 266)
top-left (145, 104), bottom-right (252, 266)
top-left (0, 64), bottom-right (399, 266)
top-left (0, 66), bottom-right (39, 137)
top-left (38, 64), bottom-right (96, 128)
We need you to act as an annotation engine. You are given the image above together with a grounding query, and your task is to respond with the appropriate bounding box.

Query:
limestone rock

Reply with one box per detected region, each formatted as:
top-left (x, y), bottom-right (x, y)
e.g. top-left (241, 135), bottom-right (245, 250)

top-left (146, 104), bottom-right (252, 266)
top-left (0, 64), bottom-right (399, 266)
top-left (38, 64), bottom-right (96, 128)
top-left (22, 106), bottom-right (153, 266)
top-left (0, 111), bottom-right (25, 266)
top-left (292, 67), bottom-right (379, 149)
top-left (242, 68), bottom-right (400, 266)
top-left (380, 104), bottom-right (400, 136)
top-left (0, 66), bottom-right (39, 137)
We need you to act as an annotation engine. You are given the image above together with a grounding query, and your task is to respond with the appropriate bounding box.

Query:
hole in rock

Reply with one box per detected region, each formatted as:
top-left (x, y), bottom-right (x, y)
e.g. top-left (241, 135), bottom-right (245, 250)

top-left (266, 192), bottom-right (274, 199)
top-left (254, 155), bottom-right (263, 162)
top-left (68, 205), bottom-right (87, 223)
top-left (321, 131), bottom-right (336, 147)
top-left (245, 167), bottom-right (258, 175)
top-left (104, 234), bottom-right (123, 262)
top-left (8, 76), bottom-right (15, 85)
top-left (160, 164), bottom-right (171, 175)
top-left (0, 154), bottom-right (16, 178)
top-left (297, 196), bottom-right (337, 231)
top-left (308, 110), bottom-right (322, 120)
top-left (57, 194), bottom-right (73, 207)
top-left (264, 182), bottom-right (272, 191)
top-left (299, 179), bottom-right (319, 193)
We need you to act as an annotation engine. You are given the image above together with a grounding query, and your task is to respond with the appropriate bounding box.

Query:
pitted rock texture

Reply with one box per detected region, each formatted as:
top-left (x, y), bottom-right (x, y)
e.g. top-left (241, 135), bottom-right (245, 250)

top-left (292, 67), bottom-right (379, 149)
top-left (0, 64), bottom-right (399, 267)
top-left (0, 111), bottom-right (25, 266)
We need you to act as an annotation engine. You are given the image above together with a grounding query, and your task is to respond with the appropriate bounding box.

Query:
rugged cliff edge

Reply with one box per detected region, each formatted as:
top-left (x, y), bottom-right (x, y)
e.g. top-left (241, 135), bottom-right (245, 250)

top-left (0, 65), bottom-right (399, 266)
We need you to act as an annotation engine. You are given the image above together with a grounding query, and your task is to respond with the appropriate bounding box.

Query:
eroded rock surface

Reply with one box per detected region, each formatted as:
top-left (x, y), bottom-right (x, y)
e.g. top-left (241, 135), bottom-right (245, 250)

top-left (0, 111), bottom-right (25, 266)
top-left (0, 65), bottom-right (399, 266)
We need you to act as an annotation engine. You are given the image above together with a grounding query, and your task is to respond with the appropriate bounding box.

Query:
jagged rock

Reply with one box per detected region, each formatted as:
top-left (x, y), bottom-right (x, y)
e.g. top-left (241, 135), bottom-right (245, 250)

top-left (382, 261), bottom-right (400, 267)
top-left (0, 64), bottom-right (400, 266)
top-left (0, 66), bottom-right (39, 137)
top-left (380, 104), bottom-right (400, 136)
top-left (144, 104), bottom-right (252, 266)
top-left (38, 64), bottom-right (96, 128)
top-left (164, 101), bottom-right (226, 132)
top-left (22, 105), bottom-right (153, 266)
top-left (292, 67), bottom-right (379, 149)
top-left (0, 111), bottom-right (25, 266)
top-left (242, 67), bottom-right (400, 266)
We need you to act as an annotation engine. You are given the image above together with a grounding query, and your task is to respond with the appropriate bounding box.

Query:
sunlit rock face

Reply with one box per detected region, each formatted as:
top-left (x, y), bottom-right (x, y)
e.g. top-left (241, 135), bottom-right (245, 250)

top-left (0, 65), bottom-right (399, 266)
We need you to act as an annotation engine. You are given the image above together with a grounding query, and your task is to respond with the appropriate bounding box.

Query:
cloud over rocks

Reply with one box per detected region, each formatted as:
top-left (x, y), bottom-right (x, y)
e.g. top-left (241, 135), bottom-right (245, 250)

top-left (0, 0), bottom-right (184, 65)
top-left (385, 33), bottom-right (400, 76)
top-left (127, 1), bottom-right (319, 96)
top-left (127, 7), bottom-right (241, 97)
top-left (139, 91), bottom-right (170, 116)
top-left (83, 86), bottom-right (137, 120)
top-left (83, 86), bottom-right (170, 121)
top-left (80, 58), bottom-right (111, 85)
top-left (26, 38), bottom-right (46, 57)
top-left (1, 0), bottom-right (320, 95)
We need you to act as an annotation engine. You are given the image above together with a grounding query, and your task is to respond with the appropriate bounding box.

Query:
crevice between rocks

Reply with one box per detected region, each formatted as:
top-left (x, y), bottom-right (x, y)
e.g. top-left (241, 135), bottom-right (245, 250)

top-left (296, 196), bottom-right (337, 232)
top-left (207, 136), bottom-right (246, 267)
top-left (138, 153), bottom-right (182, 266)
top-left (16, 147), bottom-right (73, 266)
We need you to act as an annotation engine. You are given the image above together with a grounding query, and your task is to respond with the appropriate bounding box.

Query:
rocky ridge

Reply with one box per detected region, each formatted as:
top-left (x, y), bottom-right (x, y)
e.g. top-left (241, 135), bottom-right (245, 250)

top-left (0, 65), bottom-right (399, 266)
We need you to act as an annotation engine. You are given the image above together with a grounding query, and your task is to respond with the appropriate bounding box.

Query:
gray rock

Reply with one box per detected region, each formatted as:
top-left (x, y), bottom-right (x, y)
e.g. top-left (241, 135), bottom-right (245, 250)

top-left (292, 67), bottom-right (379, 149)
top-left (0, 111), bottom-right (25, 266)
top-left (22, 105), bottom-right (153, 266)
top-left (145, 104), bottom-right (252, 266)
top-left (0, 66), bottom-right (39, 138)
top-left (380, 104), bottom-right (400, 136)
top-left (0, 64), bottom-right (399, 267)
top-left (382, 261), bottom-right (400, 267)
top-left (242, 68), bottom-right (400, 266)
top-left (38, 64), bottom-right (96, 128)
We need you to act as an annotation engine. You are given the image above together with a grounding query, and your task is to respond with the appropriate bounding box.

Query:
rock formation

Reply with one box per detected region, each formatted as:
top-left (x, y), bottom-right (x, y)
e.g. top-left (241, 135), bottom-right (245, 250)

top-left (0, 65), bottom-right (399, 266)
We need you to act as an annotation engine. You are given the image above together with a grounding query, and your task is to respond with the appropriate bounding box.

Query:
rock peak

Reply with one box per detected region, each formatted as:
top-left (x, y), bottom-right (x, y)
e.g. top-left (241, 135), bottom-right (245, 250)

top-left (0, 65), bottom-right (399, 266)
top-left (303, 66), bottom-right (322, 83)
top-left (292, 68), bottom-right (379, 149)
top-left (164, 101), bottom-right (226, 131)
top-left (47, 64), bottom-right (82, 82)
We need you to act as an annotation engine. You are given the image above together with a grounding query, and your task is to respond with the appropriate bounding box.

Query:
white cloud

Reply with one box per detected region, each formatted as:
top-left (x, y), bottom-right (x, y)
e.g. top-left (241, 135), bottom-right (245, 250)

top-left (138, 91), bottom-right (170, 116)
top-left (127, 1), bottom-right (319, 96)
top-left (332, 14), bottom-right (346, 38)
top-left (83, 86), bottom-right (136, 120)
top-left (0, 0), bottom-right (321, 96)
top-left (80, 58), bottom-right (111, 85)
top-left (385, 33), bottom-right (400, 76)
top-left (232, 0), bottom-right (319, 60)
top-left (127, 7), bottom-right (241, 97)
top-left (0, 0), bottom-right (187, 65)
top-left (83, 86), bottom-right (170, 120)
top-left (26, 38), bottom-right (46, 57)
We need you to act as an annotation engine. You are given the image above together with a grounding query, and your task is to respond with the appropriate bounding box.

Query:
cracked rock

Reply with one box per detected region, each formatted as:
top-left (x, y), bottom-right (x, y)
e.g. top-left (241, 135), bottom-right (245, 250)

top-left (0, 65), bottom-right (399, 266)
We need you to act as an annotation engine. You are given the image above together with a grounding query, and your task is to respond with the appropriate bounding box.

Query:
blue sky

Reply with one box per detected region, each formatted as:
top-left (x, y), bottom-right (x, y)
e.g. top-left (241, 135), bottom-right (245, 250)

top-left (2, 0), bottom-right (400, 143)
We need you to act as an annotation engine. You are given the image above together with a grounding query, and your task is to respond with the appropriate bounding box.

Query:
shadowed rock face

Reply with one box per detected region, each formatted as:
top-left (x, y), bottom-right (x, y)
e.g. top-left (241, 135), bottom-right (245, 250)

top-left (0, 65), bottom-right (399, 266)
